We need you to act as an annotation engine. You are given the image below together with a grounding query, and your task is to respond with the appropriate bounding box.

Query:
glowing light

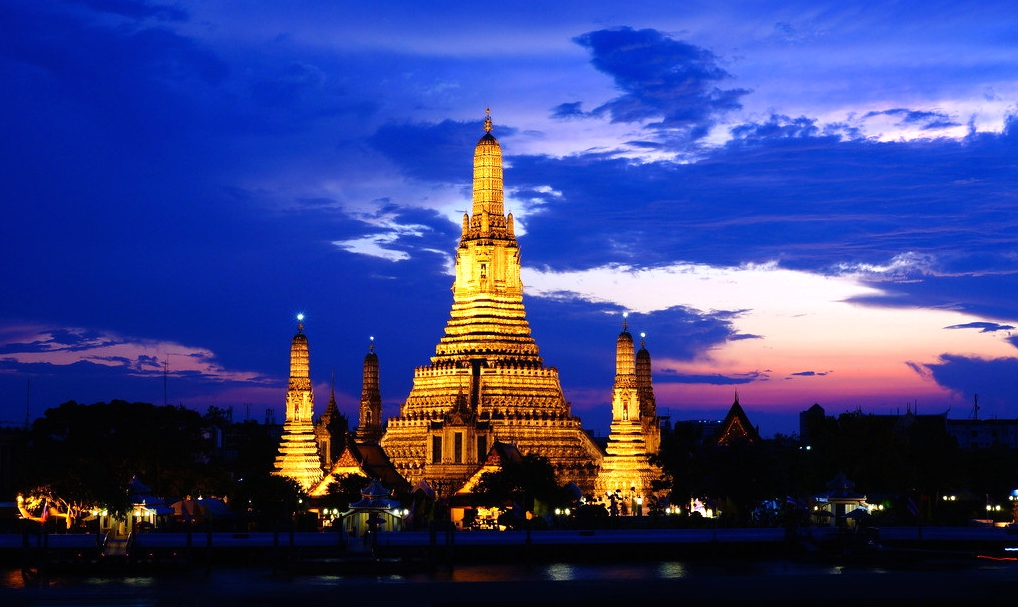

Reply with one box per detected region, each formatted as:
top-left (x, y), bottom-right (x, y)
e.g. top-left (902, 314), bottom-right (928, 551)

top-left (297, 313), bottom-right (304, 322)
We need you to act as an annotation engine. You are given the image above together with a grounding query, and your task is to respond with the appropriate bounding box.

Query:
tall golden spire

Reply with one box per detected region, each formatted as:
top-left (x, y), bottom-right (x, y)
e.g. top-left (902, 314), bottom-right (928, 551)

top-left (273, 315), bottom-right (323, 491)
top-left (380, 111), bottom-right (603, 496)
top-left (288, 315), bottom-right (311, 400)
top-left (614, 313), bottom-right (636, 383)
top-left (441, 108), bottom-right (531, 365)
top-left (636, 332), bottom-right (657, 419)
top-left (470, 108), bottom-right (505, 224)
top-left (596, 317), bottom-right (662, 503)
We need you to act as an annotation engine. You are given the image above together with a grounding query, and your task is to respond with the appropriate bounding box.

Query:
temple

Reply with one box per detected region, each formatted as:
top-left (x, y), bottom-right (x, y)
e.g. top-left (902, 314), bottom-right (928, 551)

top-left (594, 318), bottom-right (663, 504)
top-left (272, 316), bottom-right (325, 491)
top-left (277, 111), bottom-right (668, 505)
top-left (378, 110), bottom-right (603, 496)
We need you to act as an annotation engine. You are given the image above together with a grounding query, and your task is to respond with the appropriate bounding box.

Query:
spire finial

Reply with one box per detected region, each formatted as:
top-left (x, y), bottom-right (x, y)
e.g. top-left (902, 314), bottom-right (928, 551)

top-left (622, 311), bottom-right (629, 331)
top-left (640, 332), bottom-right (646, 347)
top-left (296, 313), bottom-right (304, 333)
top-left (484, 107), bottom-right (493, 133)
top-left (369, 335), bottom-right (375, 353)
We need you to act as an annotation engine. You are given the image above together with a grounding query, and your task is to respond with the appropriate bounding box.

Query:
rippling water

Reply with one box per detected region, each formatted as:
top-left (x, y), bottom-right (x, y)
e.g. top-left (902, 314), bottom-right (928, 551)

top-left (3, 559), bottom-right (1016, 605)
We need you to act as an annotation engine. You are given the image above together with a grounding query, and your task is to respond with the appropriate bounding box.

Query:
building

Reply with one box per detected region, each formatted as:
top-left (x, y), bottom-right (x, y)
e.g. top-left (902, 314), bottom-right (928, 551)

top-left (356, 340), bottom-right (384, 445)
top-left (716, 393), bottom-right (760, 446)
top-left (314, 376), bottom-right (343, 467)
top-left (378, 111), bottom-right (603, 496)
top-left (272, 317), bottom-right (324, 491)
top-left (311, 343), bottom-right (408, 497)
top-left (594, 319), bottom-right (663, 503)
top-left (275, 111), bottom-right (672, 503)
top-left (946, 419), bottom-right (1018, 450)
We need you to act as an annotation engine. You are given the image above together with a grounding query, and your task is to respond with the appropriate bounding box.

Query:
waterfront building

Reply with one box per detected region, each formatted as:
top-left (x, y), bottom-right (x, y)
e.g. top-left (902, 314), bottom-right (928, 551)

top-left (378, 111), bottom-right (603, 496)
top-left (272, 317), bottom-right (324, 491)
top-left (814, 471), bottom-right (868, 527)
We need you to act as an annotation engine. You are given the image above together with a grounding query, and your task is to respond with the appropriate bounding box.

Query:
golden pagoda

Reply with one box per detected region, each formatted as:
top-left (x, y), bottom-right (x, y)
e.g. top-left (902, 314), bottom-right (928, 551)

top-left (273, 316), bottom-right (324, 491)
top-left (379, 110), bottom-right (603, 496)
top-left (594, 317), bottom-right (662, 509)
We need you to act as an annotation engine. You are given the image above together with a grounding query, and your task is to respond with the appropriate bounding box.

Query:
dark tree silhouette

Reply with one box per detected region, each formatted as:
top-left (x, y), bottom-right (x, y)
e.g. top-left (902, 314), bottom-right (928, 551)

top-left (22, 400), bottom-right (227, 520)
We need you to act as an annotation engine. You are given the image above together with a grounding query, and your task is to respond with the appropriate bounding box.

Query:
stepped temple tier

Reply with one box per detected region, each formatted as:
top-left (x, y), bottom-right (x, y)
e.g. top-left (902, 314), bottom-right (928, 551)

top-left (273, 316), bottom-right (325, 491)
top-left (379, 111), bottom-right (604, 496)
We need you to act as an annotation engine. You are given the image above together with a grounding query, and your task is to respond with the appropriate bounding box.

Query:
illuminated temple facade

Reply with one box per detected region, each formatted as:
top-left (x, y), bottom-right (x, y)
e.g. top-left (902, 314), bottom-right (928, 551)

top-left (275, 112), bottom-right (667, 502)
top-left (273, 318), bottom-right (325, 491)
top-left (378, 111), bottom-right (603, 496)
top-left (594, 320), bottom-right (663, 502)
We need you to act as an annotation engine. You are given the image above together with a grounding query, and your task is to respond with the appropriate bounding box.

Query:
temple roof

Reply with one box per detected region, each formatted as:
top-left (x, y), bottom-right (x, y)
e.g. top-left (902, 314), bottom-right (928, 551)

top-left (312, 439), bottom-right (409, 496)
top-left (717, 394), bottom-right (760, 446)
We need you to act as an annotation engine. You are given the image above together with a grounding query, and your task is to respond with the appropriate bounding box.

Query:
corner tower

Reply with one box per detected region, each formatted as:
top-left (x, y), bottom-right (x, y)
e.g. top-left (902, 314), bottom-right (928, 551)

top-left (357, 338), bottom-right (384, 444)
top-left (595, 316), bottom-right (662, 507)
top-left (273, 316), bottom-right (324, 491)
top-left (380, 110), bottom-right (603, 496)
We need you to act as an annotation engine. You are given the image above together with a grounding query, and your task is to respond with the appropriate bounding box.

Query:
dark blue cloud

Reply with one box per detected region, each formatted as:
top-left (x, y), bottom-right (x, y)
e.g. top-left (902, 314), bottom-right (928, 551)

top-left (551, 102), bottom-right (587, 120)
top-left (788, 370), bottom-right (831, 378)
top-left (915, 354), bottom-right (1018, 420)
top-left (729, 333), bottom-right (763, 341)
top-left (863, 108), bottom-right (961, 130)
top-left (72, 0), bottom-right (188, 21)
top-left (944, 322), bottom-right (1015, 333)
top-left (370, 119), bottom-right (516, 183)
top-left (568, 27), bottom-right (750, 144)
top-left (0, 3), bottom-right (229, 143)
top-left (850, 274), bottom-right (1018, 327)
top-left (368, 110), bottom-right (1018, 332)
top-left (528, 301), bottom-right (741, 394)
top-left (511, 126), bottom-right (1015, 278)
top-left (655, 371), bottom-right (764, 385)
top-left (730, 114), bottom-right (823, 140)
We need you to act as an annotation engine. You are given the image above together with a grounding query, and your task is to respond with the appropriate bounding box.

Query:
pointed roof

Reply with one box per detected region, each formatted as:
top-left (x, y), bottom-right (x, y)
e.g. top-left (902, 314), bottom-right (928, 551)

top-left (635, 331), bottom-right (656, 418)
top-left (310, 438), bottom-right (409, 496)
top-left (821, 472), bottom-right (866, 501)
top-left (347, 478), bottom-right (401, 511)
top-left (321, 371), bottom-right (339, 425)
top-left (717, 393), bottom-right (759, 446)
top-left (455, 441), bottom-right (523, 495)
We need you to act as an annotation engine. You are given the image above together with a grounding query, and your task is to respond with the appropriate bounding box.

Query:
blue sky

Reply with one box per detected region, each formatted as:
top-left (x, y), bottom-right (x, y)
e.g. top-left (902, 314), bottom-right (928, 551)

top-left (2, 0), bottom-right (1017, 437)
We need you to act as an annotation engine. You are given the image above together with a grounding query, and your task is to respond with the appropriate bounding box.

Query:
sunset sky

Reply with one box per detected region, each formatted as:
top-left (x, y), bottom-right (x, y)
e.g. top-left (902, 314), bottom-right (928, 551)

top-left (2, 1), bottom-right (1017, 437)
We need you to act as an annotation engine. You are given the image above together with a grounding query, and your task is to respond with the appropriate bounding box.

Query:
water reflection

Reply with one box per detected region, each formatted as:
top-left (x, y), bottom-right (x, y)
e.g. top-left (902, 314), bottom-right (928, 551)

top-left (657, 562), bottom-right (687, 579)
top-left (545, 563), bottom-right (574, 581)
